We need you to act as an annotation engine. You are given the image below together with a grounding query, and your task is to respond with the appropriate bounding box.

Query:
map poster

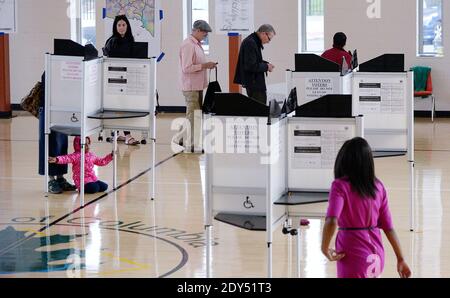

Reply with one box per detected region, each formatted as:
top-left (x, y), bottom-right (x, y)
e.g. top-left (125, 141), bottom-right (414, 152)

top-left (0, 0), bottom-right (17, 33)
top-left (105, 0), bottom-right (162, 58)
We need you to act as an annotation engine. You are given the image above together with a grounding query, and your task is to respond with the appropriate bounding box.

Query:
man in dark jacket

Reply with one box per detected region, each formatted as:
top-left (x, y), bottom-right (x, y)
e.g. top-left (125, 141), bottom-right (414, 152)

top-left (234, 24), bottom-right (276, 105)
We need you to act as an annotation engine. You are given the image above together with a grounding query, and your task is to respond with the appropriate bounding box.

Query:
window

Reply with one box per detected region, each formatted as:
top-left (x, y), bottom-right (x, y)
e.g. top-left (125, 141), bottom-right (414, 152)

top-left (186, 0), bottom-right (210, 54)
top-left (299, 0), bottom-right (324, 53)
top-left (70, 0), bottom-right (96, 46)
top-left (418, 0), bottom-right (443, 56)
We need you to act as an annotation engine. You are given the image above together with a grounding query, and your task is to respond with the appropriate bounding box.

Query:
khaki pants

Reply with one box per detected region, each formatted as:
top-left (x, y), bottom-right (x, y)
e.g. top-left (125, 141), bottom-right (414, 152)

top-left (182, 91), bottom-right (203, 151)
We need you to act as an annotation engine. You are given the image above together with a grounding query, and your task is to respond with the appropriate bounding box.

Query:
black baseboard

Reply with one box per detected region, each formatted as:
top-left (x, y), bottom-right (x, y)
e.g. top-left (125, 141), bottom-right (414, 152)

top-left (11, 104), bottom-right (22, 111)
top-left (415, 111), bottom-right (450, 117)
top-left (157, 106), bottom-right (186, 113)
top-left (0, 111), bottom-right (13, 119)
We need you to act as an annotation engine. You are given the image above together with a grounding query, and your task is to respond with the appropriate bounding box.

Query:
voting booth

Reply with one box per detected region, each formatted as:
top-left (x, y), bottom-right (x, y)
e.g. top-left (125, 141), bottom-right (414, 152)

top-left (352, 54), bottom-right (413, 154)
top-left (286, 54), bottom-right (353, 107)
top-left (352, 54), bottom-right (415, 231)
top-left (44, 45), bottom-right (157, 206)
top-left (203, 91), bottom-right (364, 277)
top-left (286, 53), bottom-right (416, 231)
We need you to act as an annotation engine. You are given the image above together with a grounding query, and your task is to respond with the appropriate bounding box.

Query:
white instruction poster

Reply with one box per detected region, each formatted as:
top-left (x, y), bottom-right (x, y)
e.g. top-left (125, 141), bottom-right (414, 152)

top-left (215, 0), bottom-right (254, 35)
top-left (60, 61), bottom-right (82, 81)
top-left (292, 124), bottom-right (353, 169)
top-left (225, 121), bottom-right (258, 153)
top-left (357, 79), bottom-right (406, 114)
top-left (88, 64), bottom-right (98, 86)
top-left (105, 63), bottom-right (149, 96)
top-left (305, 78), bottom-right (334, 101)
top-left (0, 0), bottom-right (17, 33)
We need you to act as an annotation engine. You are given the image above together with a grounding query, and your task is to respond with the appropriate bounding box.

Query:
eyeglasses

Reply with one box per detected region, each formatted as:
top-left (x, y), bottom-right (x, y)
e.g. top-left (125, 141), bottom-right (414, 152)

top-left (265, 32), bottom-right (272, 42)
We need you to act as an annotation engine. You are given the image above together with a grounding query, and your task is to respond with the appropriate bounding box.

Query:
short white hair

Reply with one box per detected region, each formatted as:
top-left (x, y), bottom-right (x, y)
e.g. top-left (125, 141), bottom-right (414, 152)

top-left (257, 24), bottom-right (276, 35)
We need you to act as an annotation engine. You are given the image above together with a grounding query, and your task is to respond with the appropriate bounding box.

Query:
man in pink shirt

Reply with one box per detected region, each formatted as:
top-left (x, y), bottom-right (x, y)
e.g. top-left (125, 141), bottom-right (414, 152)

top-left (178, 20), bottom-right (217, 153)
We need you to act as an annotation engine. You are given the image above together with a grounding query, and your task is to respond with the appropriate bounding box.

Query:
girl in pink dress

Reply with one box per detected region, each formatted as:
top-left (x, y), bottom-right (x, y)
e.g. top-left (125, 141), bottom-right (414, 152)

top-left (321, 137), bottom-right (411, 278)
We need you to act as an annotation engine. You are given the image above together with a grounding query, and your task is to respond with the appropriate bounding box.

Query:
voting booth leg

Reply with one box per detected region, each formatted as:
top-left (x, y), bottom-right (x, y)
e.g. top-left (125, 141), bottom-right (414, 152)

top-left (266, 125), bottom-right (273, 278)
top-left (151, 136), bottom-right (156, 200)
top-left (267, 243), bottom-right (273, 278)
top-left (409, 161), bottom-right (415, 232)
top-left (45, 133), bottom-right (50, 195)
top-left (205, 225), bottom-right (212, 278)
top-left (113, 131), bottom-right (118, 190)
top-left (150, 199), bottom-right (160, 276)
top-left (410, 229), bottom-right (416, 277)
top-left (407, 70), bottom-right (415, 232)
top-left (296, 229), bottom-right (301, 278)
top-left (80, 143), bottom-right (86, 207)
top-left (151, 110), bottom-right (157, 200)
top-left (203, 125), bottom-right (213, 277)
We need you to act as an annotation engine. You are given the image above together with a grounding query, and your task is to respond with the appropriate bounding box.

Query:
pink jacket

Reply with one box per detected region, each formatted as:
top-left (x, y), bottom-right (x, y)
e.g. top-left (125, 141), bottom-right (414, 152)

top-left (56, 136), bottom-right (113, 189)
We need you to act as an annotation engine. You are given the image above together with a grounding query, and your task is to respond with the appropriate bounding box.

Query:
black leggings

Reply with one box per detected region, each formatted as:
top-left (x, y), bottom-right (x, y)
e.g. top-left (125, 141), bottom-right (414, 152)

top-left (84, 181), bottom-right (108, 194)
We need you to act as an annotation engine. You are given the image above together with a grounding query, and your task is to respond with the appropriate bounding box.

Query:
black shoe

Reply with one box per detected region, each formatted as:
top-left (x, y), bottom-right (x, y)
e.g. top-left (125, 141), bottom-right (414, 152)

top-left (57, 178), bottom-right (76, 191)
top-left (48, 180), bottom-right (63, 194)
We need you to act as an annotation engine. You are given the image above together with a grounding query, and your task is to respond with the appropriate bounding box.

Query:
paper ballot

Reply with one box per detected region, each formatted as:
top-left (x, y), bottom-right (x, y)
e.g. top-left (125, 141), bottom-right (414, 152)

top-left (292, 124), bottom-right (354, 169)
top-left (358, 79), bottom-right (406, 114)
top-left (105, 63), bottom-right (149, 96)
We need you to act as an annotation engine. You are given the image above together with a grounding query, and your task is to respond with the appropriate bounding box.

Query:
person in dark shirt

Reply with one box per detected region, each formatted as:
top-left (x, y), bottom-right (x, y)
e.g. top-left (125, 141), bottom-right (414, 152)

top-left (321, 32), bottom-right (352, 70)
top-left (38, 72), bottom-right (76, 194)
top-left (234, 24), bottom-right (276, 105)
top-left (103, 15), bottom-right (140, 145)
top-left (103, 15), bottom-right (134, 58)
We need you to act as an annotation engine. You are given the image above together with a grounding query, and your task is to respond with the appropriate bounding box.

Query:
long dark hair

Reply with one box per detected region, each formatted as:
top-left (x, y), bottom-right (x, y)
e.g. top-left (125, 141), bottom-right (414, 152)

top-left (334, 137), bottom-right (377, 199)
top-left (111, 15), bottom-right (134, 42)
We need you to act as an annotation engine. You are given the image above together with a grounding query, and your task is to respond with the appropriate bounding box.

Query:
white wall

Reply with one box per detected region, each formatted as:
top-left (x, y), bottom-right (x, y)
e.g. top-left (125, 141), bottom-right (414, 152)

top-left (10, 0), bottom-right (449, 111)
top-left (325, 0), bottom-right (449, 111)
top-left (9, 0), bottom-right (70, 104)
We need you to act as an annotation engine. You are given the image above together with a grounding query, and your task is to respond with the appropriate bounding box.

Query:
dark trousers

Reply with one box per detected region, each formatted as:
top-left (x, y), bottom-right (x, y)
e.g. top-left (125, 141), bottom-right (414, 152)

top-left (246, 89), bottom-right (267, 105)
top-left (84, 181), bottom-right (108, 194)
top-left (38, 107), bottom-right (68, 176)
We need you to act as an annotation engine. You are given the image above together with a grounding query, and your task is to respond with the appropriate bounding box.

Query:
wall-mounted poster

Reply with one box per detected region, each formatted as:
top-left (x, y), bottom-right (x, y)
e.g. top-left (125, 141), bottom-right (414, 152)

top-left (215, 0), bottom-right (254, 35)
top-left (0, 0), bottom-right (17, 33)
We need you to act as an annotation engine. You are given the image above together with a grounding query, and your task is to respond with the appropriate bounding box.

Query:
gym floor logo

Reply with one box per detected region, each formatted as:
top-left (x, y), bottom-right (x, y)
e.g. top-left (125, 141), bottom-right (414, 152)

top-left (0, 217), bottom-right (218, 277)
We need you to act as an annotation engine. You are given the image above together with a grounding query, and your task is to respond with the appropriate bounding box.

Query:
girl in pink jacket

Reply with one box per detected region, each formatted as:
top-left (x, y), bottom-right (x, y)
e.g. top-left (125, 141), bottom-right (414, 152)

top-left (49, 136), bottom-right (113, 194)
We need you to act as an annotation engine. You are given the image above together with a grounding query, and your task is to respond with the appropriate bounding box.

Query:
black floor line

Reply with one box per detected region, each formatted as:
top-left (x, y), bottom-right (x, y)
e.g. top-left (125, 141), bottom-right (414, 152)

top-left (0, 151), bottom-right (182, 257)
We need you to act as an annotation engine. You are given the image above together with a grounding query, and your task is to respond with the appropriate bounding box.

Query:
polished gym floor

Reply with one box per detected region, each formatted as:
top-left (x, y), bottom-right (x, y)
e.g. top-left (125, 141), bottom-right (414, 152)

top-left (0, 113), bottom-right (448, 278)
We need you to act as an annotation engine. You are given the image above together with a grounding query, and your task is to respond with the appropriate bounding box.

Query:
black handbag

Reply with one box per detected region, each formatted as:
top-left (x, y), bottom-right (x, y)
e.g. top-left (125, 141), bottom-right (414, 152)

top-left (203, 67), bottom-right (222, 113)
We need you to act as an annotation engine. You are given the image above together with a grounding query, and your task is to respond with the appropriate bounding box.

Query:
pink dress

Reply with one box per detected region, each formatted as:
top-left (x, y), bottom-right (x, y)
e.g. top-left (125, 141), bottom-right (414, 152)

top-left (326, 178), bottom-right (394, 278)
